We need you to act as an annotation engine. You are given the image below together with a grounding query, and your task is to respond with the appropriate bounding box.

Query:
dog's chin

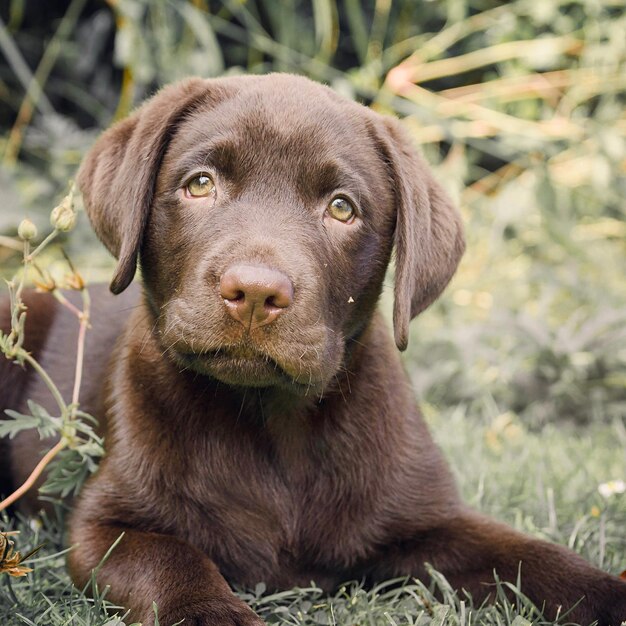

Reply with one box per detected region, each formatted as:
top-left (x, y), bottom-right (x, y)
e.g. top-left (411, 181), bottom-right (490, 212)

top-left (174, 349), bottom-right (323, 393)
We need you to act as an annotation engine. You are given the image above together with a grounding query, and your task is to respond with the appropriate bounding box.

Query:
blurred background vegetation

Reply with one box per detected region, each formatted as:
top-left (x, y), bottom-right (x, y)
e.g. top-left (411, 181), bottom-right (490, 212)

top-left (0, 0), bottom-right (625, 425)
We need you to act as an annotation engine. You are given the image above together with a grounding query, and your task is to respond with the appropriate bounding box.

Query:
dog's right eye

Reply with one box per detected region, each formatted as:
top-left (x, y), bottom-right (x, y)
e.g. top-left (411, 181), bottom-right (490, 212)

top-left (185, 174), bottom-right (215, 198)
top-left (327, 197), bottom-right (356, 223)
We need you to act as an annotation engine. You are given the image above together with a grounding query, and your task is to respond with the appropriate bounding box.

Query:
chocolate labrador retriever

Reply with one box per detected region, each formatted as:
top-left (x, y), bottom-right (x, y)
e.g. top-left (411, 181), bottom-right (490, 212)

top-left (1, 74), bottom-right (625, 625)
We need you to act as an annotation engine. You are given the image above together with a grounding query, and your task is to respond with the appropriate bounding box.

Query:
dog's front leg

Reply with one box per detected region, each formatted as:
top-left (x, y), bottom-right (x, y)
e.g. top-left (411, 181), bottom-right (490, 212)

top-left (68, 519), bottom-right (265, 626)
top-left (382, 508), bottom-right (626, 625)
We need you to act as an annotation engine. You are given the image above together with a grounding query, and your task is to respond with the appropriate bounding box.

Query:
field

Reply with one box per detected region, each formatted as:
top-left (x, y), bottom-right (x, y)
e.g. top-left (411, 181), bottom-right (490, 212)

top-left (0, 1), bottom-right (625, 624)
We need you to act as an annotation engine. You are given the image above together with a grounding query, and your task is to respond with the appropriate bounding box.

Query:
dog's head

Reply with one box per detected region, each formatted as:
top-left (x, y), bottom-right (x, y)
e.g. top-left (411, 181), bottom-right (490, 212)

top-left (78, 74), bottom-right (464, 393)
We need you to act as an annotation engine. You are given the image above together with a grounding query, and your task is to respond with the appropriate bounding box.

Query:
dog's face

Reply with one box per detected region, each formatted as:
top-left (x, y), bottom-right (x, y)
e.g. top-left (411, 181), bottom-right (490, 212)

top-left (78, 75), bottom-right (464, 394)
top-left (145, 81), bottom-right (396, 392)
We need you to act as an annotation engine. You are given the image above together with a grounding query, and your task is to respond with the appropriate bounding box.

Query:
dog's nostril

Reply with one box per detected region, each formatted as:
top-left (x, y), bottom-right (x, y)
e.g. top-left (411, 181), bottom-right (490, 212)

top-left (265, 294), bottom-right (289, 310)
top-left (219, 264), bottom-right (294, 328)
top-left (219, 276), bottom-right (246, 303)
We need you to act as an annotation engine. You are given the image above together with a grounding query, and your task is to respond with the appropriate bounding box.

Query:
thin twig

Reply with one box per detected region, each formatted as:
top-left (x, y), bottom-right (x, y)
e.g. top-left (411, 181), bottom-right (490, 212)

top-left (394, 83), bottom-right (585, 140)
top-left (0, 235), bottom-right (23, 252)
top-left (70, 290), bottom-right (90, 415)
top-left (26, 230), bottom-right (59, 263)
top-left (20, 352), bottom-right (66, 416)
top-left (14, 240), bottom-right (29, 305)
top-left (0, 439), bottom-right (67, 511)
top-left (391, 36), bottom-right (583, 87)
top-left (52, 291), bottom-right (82, 318)
top-left (384, 2), bottom-right (516, 68)
top-left (8, 240), bottom-right (30, 341)
top-left (440, 68), bottom-right (626, 106)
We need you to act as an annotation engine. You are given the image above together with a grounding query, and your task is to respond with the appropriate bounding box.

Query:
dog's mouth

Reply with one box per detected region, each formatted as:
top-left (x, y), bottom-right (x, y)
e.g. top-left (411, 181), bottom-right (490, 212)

top-left (161, 305), bottom-right (342, 394)
top-left (174, 345), bottom-right (321, 391)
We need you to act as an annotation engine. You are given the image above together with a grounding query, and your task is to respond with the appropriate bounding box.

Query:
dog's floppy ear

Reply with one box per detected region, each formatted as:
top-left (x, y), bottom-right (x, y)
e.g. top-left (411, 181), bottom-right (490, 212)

top-left (78, 78), bottom-right (212, 294)
top-left (376, 118), bottom-right (465, 351)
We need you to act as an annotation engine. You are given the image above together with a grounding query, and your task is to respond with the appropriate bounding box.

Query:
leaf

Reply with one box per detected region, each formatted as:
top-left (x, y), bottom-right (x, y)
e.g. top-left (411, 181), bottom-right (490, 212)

top-left (1, 400), bottom-right (60, 440)
top-left (0, 532), bottom-right (44, 578)
top-left (36, 435), bottom-right (102, 498)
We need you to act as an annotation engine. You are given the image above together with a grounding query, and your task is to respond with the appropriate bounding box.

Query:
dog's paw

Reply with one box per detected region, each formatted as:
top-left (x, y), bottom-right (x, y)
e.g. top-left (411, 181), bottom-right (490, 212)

top-left (593, 576), bottom-right (626, 626)
top-left (150, 599), bottom-right (266, 626)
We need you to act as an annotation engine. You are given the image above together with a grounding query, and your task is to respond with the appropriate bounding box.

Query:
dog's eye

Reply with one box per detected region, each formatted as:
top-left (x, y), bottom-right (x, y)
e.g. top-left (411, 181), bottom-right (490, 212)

top-left (185, 174), bottom-right (215, 198)
top-left (327, 197), bottom-right (355, 223)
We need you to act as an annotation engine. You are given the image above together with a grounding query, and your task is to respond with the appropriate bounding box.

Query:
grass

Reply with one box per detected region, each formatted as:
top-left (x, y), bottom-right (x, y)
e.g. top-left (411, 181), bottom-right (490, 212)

top-left (1, 405), bottom-right (625, 625)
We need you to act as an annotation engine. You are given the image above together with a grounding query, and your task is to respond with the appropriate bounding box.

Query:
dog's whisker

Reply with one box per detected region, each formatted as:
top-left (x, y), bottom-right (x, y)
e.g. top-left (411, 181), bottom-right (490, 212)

top-left (236, 388), bottom-right (247, 425)
top-left (334, 374), bottom-right (347, 404)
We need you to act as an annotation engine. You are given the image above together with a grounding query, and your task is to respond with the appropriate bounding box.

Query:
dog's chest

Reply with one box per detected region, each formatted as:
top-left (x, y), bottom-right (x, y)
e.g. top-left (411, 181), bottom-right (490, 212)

top-left (135, 414), bottom-right (385, 588)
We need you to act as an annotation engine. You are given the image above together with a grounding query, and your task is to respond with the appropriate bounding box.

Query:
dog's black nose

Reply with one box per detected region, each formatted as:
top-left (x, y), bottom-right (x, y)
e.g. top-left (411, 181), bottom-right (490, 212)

top-left (219, 264), bottom-right (293, 328)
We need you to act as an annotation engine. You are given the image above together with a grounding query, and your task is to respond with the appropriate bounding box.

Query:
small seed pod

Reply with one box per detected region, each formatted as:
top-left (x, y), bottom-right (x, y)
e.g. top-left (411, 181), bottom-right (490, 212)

top-left (50, 203), bottom-right (76, 232)
top-left (17, 218), bottom-right (38, 241)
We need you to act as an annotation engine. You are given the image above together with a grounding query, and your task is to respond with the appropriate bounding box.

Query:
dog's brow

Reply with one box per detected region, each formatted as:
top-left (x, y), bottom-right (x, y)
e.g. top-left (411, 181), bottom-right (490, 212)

top-left (300, 160), bottom-right (369, 208)
top-left (174, 139), bottom-right (239, 182)
top-left (307, 162), bottom-right (343, 194)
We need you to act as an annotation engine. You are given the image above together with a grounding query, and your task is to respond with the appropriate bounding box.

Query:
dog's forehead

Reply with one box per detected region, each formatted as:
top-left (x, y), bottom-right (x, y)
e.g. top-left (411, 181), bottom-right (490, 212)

top-left (170, 77), bottom-right (379, 167)
top-left (217, 74), bottom-right (367, 134)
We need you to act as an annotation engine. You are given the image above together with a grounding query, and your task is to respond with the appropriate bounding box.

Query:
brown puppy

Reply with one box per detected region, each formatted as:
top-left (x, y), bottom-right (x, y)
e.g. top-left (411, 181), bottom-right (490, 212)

top-left (1, 74), bottom-right (625, 626)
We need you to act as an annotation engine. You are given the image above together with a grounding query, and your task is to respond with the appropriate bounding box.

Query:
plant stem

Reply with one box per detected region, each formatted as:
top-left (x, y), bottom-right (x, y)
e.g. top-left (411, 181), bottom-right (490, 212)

top-left (8, 240), bottom-right (30, 339)
top-left (70, 290), bottom-right (90, 416)
top-left (0, 439), bottom-right (67, 512)
top-left (15, 240), bottom-right (29, 303)
top-left (27, 230), bottom-right (59, 262)
top-left (4, 575), bottom-right (19, 604)
top-left (399, 36), bottom-right (583, 86)
top-left (21, 352), bottom-right (67, 416)
top-left (53, 290), bottom-right (82, 318)
top-left (0, 235), bottom-right (23, 252)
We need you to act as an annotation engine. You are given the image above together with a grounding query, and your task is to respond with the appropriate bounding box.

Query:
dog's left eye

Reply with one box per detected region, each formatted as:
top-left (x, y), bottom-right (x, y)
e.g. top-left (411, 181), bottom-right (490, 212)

top-left (185, 174), bottom-right (215, 198)
top-left (327, 197), bottom-right (356, 223)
